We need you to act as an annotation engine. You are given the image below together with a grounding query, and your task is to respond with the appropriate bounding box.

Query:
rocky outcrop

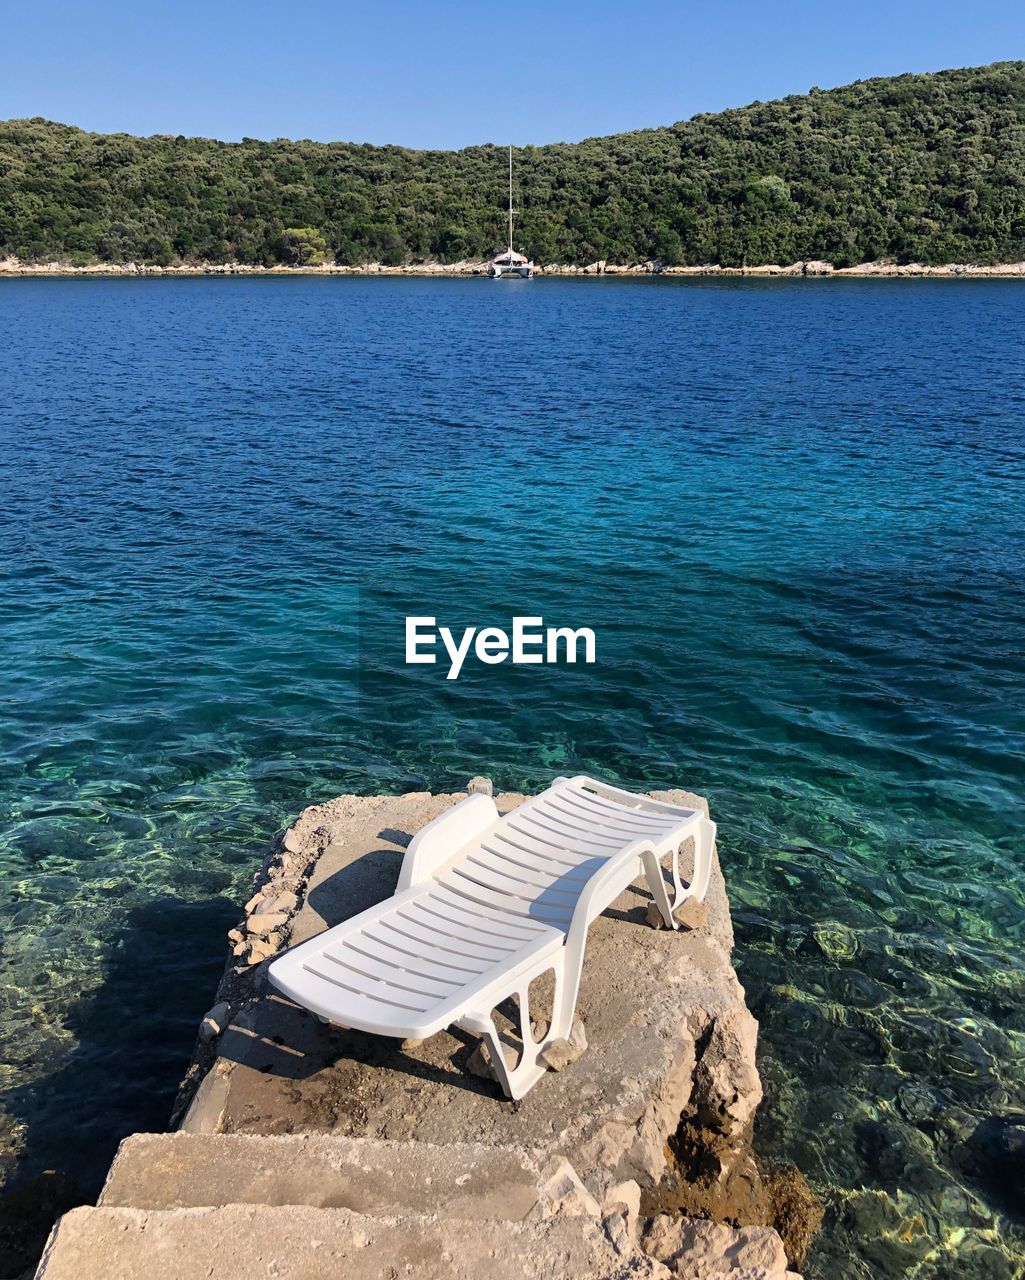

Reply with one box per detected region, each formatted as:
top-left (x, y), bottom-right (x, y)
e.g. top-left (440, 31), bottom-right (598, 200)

top-left (173, 790), bottom-right (752, 1188)
top-left (172, 785), bottom-right (816, 1275)
top-left (37, 783), bottom-right (817, 1279)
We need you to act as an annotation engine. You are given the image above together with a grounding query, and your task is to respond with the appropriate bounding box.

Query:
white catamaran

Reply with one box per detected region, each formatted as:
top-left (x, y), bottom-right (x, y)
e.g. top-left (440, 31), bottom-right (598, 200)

top-left (488, 146), bottom-right (535, 279)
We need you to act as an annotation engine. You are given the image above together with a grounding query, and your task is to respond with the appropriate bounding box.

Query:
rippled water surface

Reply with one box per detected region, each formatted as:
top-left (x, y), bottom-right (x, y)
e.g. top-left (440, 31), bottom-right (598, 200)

top-left (1, 276), bottom-right (1023, 1277)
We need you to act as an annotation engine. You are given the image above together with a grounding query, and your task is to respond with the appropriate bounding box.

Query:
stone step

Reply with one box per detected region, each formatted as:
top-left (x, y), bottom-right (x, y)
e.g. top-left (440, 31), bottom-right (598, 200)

top-left (98, 1131), bottom-right (590, 1220)
top-left (36, 1204), bottom-right (643, 1280)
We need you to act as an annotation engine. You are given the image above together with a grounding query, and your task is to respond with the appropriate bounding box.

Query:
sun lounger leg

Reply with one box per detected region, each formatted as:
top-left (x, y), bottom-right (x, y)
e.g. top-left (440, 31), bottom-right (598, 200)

top-left (458, 949), bottom-right (573, 1101)
top-left (641, 848), bottom-right (678, 929)
top-left (689, 817), bottom-right (715, 903)
top-left (665, 817), bottom-right (716, 912)
top-left (646, 818), bottom-right (716, 926)
top-left (548, 927), bottom-right (589, 1048)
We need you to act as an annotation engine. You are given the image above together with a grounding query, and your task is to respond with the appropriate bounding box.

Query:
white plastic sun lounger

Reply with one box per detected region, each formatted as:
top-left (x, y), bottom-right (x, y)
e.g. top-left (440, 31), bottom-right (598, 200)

top-left (269, 775), bottom-right (714, 1099)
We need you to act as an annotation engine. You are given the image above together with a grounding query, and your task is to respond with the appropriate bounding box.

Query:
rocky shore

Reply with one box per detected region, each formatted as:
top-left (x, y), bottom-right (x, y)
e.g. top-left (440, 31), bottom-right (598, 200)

top-left (4, 254), bottom-right (1025, 279)
top-left (36, 783), bottom-right (820, 1279)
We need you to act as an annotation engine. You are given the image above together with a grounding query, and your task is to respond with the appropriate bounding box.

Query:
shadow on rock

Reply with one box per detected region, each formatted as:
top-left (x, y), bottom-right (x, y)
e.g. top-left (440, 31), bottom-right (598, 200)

top-left (304, 840), bottom-right (403, 926)
top-left (213, 988), bottom-right (500, 1108)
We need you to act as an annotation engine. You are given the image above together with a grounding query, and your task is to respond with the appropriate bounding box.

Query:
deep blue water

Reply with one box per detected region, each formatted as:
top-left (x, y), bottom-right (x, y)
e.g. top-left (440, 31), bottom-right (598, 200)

top-left (1, 276), bottom-right (1024, 1278)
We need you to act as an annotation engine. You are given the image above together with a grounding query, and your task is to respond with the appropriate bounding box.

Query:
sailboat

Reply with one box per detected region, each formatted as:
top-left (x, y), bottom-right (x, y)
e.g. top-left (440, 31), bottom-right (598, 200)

top-left (488, 146), bottom-right (535, 279)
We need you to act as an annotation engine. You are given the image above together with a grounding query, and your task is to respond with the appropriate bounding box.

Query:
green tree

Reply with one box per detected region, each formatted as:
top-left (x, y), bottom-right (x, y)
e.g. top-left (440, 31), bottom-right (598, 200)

top-left (278, 226), bottom-right (328, 265)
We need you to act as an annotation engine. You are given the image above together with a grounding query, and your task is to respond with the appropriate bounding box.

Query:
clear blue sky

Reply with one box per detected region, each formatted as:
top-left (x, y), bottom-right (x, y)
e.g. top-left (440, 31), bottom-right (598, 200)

top-left (2, 0), bottom-right (1023, 149)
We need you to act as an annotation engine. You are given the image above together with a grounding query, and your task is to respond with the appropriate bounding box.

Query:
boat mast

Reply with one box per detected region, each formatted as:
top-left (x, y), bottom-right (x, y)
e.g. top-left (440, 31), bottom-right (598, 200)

top-left (508, 145), bottom-right (513, 255)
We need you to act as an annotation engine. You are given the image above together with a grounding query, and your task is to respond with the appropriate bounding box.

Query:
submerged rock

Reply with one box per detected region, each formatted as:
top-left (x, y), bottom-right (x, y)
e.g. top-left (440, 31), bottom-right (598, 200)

top-left (811, 923), bottom-right (858, 961)
top-left (854, 1118), bottom-right (912, 1184)
top-left (963, 1114), bottom-right (1025, 1217)
top-left (762, 1163), bottom-right (825, 1270)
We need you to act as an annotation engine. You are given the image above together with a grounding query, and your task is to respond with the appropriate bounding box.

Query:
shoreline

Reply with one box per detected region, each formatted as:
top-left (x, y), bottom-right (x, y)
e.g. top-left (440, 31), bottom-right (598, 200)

top-left (3, 255), bottom-right (1025, 279)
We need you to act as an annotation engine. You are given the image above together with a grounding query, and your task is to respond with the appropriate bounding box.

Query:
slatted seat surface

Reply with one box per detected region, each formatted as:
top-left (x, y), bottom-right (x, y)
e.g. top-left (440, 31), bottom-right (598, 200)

top-left (270, 777), bottom-right (701, 1042)
top-left (272, 884), bottom-right (565, 1039)
top-left (494, 778), bottom-right (697, 867)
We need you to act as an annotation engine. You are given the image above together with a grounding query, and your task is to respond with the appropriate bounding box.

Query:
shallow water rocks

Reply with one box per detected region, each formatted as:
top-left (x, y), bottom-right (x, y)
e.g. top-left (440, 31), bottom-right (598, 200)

top-left (896, 1082), bottom-right (944, 1125)
top-left (963, 1114), bottom-right (1025, 1214)
top-left (811, 922), bottom-right (858, 961)
top-left (0, 1169), bottom-right (81, 1279)
top-left (830, 1186), bottom-right (942, 1275)
top-left (967, 1112), bottom-right (1025, 1171)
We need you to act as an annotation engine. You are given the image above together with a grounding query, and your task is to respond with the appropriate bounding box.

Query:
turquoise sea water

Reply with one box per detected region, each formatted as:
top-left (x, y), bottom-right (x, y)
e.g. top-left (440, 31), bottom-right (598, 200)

top-left (1, 276), bottom-right (1023, 1277)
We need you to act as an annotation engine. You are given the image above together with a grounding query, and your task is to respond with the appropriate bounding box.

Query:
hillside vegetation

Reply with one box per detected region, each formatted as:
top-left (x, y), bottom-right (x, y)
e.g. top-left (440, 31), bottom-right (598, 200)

top-left (2, 62), bottom-right (1025, 268)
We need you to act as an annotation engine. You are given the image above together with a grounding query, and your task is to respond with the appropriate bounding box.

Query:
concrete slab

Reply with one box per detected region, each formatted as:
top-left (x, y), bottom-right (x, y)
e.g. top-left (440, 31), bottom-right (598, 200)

top-left (178, 788), bottom-right (758, 1202)
top-left (36, 1204), bottom-right (666, 1280)
top-left (100, 1132), bottom-right (551, 1219)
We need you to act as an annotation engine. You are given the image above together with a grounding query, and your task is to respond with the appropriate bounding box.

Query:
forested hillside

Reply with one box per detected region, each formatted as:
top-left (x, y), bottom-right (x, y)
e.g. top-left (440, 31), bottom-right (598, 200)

top-left (2, 62), bottom-right (1025, 268)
